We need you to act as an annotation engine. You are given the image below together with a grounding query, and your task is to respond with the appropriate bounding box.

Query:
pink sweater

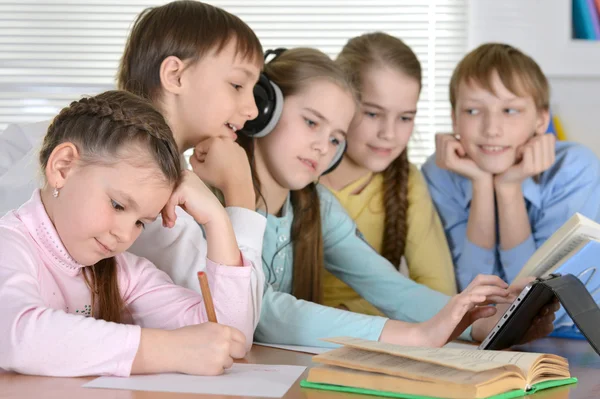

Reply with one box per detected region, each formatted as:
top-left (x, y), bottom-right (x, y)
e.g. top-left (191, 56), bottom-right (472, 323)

top-left (0, 191), bottom-right (254, 377)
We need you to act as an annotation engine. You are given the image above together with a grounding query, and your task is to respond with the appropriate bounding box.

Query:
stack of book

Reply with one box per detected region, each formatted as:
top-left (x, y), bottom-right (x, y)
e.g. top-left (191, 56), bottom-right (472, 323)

top-left (301, 337), bottom-right (576, 399)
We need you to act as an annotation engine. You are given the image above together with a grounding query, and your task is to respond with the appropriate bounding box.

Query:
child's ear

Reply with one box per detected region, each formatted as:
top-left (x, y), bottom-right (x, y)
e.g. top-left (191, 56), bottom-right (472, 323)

top-left (534, 108), bottom-right (550, 136)
top-left (451, 108), bottom-right (458, 134)
top-left (45, 143), bottom-right (80, 189)
top-left (160, 56), bottom-right (186, 95)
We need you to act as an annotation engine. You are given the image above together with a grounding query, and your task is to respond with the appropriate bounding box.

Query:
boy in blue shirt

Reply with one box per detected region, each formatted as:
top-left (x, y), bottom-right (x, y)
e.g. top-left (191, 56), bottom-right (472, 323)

top-left (422, 43), bottom-right (600, 291)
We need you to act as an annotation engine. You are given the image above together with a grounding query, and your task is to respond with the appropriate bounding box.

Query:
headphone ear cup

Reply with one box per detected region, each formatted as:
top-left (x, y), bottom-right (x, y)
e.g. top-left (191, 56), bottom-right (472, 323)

top-left (240, 74), bottom-right (284, 138)
top-left (253, 81), bottom-right (283, 138)
top-left (322, 141), bottom-right (346, 175)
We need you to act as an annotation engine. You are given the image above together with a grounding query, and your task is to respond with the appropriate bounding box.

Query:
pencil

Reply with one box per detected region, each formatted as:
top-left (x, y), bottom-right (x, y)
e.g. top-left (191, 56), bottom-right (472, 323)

top-left (197, 271), bottom-right (218, 323)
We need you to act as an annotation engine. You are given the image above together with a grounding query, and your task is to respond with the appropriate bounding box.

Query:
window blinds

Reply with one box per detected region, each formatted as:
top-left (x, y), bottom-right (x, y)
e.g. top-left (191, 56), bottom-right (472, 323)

top-left (0, 0), bottom-right (467, 165)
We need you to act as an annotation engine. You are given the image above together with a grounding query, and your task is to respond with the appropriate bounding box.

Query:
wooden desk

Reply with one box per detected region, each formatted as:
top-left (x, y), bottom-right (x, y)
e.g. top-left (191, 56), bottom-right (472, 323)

top-left (2, 338), bottom-right (599, 399)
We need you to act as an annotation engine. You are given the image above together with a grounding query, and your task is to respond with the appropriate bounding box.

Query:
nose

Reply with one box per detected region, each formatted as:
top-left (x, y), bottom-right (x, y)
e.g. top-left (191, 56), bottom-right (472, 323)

top-left (242, 90), bottom-right (259, 121)
top-left (377, 116), bottom-right (394, 140)
top-left (312, 131), bottom-right (330, 156)
top-left (110, 220), bottom-right (136, 246)
top-left (483, 112), bottom-right (502, 138)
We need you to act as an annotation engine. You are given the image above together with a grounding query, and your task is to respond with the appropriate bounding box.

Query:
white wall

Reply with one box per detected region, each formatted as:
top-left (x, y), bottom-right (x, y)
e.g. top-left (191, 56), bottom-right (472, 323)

top-left (468, 0), bottom-right (600, 157)
top-left (550, 77), bottom-right (600, 154)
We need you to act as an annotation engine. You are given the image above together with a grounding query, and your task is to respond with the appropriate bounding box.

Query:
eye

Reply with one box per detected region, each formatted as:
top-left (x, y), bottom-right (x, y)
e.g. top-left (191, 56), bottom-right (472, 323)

top-left (329, 136), bottom-right (342, 146)
top-left (465, 108), bottom-right (479, 115)
top-left (111, 199), bottom-right (124, 211)
top-left (400, 116), bottom-right (414, 123)
top-left (231, 83), bottom-right (243, 91)
top-left (365, 111), bottom-right (378, 118)
top-left (504, 108), bottom-right (519, 115)
top-left (136, 220), bottom-right (145, 229)
top-left (304, 117), bottom-right (317, 128)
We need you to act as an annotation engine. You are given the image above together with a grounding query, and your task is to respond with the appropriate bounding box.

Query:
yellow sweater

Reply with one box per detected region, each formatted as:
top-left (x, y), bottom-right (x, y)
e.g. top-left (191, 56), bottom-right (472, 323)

top-left (323, 163), bottom-right (457, 316)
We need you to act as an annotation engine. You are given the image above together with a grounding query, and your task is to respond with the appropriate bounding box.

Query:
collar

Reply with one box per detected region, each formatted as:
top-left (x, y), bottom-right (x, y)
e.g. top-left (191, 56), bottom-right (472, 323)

top-left (17, 190), bottom-right (84, 275)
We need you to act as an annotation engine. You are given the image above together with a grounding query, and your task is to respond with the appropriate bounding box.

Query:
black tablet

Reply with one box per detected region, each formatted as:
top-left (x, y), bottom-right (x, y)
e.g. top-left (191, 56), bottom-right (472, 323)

top-left (478, 275), bottom-right (558, 351)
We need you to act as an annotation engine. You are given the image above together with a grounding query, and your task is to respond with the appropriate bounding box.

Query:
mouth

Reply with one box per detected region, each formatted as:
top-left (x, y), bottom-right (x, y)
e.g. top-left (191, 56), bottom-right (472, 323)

top-left (478, 145), bottom-right (510, 155)
top-left (367, 145), bottom-right (393, 156)
top-left (95, 238), bottom-right (114, 254)
top-left (225, 122), bottom-right (239, 133)
top-left (298, 157), bottom-right (318, 171)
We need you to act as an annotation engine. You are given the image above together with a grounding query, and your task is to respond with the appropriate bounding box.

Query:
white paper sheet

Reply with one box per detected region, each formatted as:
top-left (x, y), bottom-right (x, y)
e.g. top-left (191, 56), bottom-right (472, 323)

top-left (254, 342), bottom-right (333, 354)
top-left (83, 363), bottom-right (306, 397)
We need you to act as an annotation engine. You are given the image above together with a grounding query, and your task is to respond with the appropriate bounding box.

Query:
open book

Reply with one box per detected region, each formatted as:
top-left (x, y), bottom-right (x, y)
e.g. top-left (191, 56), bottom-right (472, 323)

top-left (514, 212), bottom-right (600, 280)
top-left (513, 213), bottom-right (600, 328)
top-left (301, 337), bottom-right (576, 399)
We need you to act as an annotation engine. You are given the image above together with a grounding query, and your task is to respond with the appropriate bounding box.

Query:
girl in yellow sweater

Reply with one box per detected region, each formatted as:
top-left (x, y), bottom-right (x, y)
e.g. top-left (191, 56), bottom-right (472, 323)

top-left (321, 32), bottom-right (457, 315)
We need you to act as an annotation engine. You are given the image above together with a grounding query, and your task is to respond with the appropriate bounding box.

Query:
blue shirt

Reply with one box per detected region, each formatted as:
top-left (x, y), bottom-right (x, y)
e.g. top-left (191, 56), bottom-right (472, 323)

top-left (254, 184), bottom-right (464, 347)
top-left (422, 141), bottom-right (600, 291)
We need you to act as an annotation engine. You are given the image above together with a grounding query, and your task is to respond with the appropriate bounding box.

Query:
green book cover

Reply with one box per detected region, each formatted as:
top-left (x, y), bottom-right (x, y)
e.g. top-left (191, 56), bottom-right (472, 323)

top-left (300, 377), bottom-right (577, 399)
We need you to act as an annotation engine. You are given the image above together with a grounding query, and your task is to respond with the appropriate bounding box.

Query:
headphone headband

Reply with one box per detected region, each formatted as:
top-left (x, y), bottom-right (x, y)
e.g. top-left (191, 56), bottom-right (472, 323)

top-left (239, 47), bottom-right (345, 174)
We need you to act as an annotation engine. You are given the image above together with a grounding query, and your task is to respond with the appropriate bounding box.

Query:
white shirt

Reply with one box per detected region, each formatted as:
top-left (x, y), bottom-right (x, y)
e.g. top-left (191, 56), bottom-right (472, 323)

top-left (0, 121), bottom-right (266, 333)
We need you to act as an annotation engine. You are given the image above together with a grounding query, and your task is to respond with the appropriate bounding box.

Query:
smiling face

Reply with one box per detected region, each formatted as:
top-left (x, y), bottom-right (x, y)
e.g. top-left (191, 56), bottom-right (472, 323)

top-left (344, 65), bottom-right (420, 174)
top-left (452, 70), bottom-right (549, 174)
top-left (47, 148), bottom-right (173, 266)
top-left (254, 78), bottom-right (356, 191)
top-left (168, 39), bottom-right (262, 150)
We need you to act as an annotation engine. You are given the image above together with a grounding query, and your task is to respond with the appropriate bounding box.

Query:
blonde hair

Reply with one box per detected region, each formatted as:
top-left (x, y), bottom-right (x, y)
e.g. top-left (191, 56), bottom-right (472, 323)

top-left (117, 0), bottom-right (263, 102)
top-left (449, 43), bottom-right (549, 111)
top-left (336, 32), bottom-right (421, 269)
top-left (238, 48), bottom-right (356, 303)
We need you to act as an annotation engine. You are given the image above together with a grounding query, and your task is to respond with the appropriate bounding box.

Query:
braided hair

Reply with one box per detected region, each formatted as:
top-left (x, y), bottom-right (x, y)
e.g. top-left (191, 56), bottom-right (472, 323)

top-left (336, 33), bottom-right (421, 269)
top-left (39, 90), bottom-right (181, 323)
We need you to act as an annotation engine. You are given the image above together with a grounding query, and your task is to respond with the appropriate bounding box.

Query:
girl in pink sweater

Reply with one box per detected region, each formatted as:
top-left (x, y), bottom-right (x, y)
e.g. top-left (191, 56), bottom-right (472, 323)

top-left (0, 91), bottom-right (255, 377)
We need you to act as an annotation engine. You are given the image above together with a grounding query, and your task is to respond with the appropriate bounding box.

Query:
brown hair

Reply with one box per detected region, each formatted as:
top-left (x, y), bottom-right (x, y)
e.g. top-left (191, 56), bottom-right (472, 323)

top-left (39, 90), bottom-right (182, 323)
top-left (117, 0), bottom-right (263, 102)
top-left (238, 48), bottom-right (356, 303)
top-left (336, 32), bottom-right (421, 269)
top-left (449, 43), bottom-right (550, 111)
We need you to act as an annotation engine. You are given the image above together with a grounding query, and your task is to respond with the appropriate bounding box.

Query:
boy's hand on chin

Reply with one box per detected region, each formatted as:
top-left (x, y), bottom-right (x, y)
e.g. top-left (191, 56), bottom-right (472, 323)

top-left (494, 134), bottom-right (556, 188)
top-left (435, 133), bottom-right (491, 182)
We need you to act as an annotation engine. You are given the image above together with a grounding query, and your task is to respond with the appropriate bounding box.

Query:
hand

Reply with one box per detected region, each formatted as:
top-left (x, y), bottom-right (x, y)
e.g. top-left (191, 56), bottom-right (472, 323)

top-left (191, 137), bottom-right (255, 208)
top-left (162, 170), bottom-right (228, 227)
top-left (435, 133), bottom-right (490, 182)
top-left (471, 277), bottom-right (559, 343)
top-left (420, 275), bottom-right (514, 347)
top-left (169, 323), bottom-right (247, 375)
top-left (517, 297), bottom-right (559, 344)
top-left (494, 134), bottom-right (555, 187)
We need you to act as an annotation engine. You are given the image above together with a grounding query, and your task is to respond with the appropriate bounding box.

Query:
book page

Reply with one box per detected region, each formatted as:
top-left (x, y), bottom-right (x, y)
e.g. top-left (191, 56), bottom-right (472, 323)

top-left (515, 212), bottom-right (600, 279)
top-left (313, 346), bottom-right (523, 385)
top-left (323, 337), bottom-right (542, 375)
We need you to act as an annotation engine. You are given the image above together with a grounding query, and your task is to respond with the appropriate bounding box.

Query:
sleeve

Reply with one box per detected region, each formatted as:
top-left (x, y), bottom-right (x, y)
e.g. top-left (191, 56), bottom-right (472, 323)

top-left (120, 253), bottom-right (254, 350)
top-left (317, 185), bottom-right (452, 323)
top-left (0, 123), bottom-right (28, 177)
top-left (127, 205), bottom-right (266, 336)
top-left (254, 285), bottom-right (388, 347)
top-left (500, 144), bottom-right (600, 282)
top-left (0, 232), bottom-right (140, 377)
top-left (0, 124), bottom-right (45, 217)
top-left (405, 165), bottom-right (457, 295)
top-left (421, 157), bottom-right (496, 291)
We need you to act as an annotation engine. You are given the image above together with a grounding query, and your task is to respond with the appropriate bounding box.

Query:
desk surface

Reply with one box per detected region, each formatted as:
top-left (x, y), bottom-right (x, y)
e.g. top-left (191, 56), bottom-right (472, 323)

top-left (2, 338), bottom-right (599, 399)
